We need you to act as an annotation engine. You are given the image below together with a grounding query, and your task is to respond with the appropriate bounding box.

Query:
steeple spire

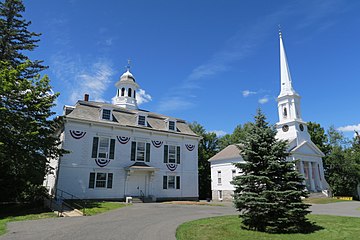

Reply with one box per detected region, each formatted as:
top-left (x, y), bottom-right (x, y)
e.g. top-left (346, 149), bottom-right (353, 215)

top-left (279, 31), bottom-right (296, 97)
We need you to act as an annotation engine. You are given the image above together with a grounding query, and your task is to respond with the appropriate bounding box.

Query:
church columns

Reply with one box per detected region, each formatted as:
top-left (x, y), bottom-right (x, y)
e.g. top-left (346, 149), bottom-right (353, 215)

top-left (299, 161), bottom-right (305, 185)
top-left (308, 162), bottom-right (315, 191)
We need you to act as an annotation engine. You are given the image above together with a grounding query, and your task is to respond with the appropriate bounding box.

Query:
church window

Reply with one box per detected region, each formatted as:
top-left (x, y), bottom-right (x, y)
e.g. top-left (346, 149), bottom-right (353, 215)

top-left (134, 90), bottom-right (136, 99)
top-left (217, 171), bottom-right (222, 184)
top-left (283, 107), bottom-right (287, 118)
top-left (128, 88), bottom-right (132, 97)
top-left (88, 172), bottom-right (113, 189)
top-left (163, 175), bottom-right (180, 189)
top-left (130, 141), bottom-right (150, 162)
top-left (102, 109), bottom-right (111, 120)
top-left (218, 190), bottom-right (223, 200)
top-left (138, 115), bottom-right (146, 126)
top-left (91, 137), bottom-right (115, 159)
top-left (163, 145), bottom-right (180, 164)
top-left (121, 88), bottom-right (125, 96)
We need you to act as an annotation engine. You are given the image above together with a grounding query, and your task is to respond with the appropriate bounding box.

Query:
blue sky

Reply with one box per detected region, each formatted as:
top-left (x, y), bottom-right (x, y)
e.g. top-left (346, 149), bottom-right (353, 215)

top-left (23, 0), bottom-right (360, 138)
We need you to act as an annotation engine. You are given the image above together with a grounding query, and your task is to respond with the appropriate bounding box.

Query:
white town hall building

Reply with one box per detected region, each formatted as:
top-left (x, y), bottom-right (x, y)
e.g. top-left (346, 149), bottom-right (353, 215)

top-left (209, 32), bottom-right (329, 201)
top-left (44, 67), bottom-right (200, 201)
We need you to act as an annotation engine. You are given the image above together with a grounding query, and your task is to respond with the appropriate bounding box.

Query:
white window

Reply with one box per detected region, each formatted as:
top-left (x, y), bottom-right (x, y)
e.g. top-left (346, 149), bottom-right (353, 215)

top-left (163, 145), bottom-right (180, 164)
top-left (168, 120), bottom-right (176, 131)
top-left (138, 115), bottom-right (146, 126)
top-left (92, 137), bottom-right (116, 159)
top-left (89, 172), bottom-right (113, 189)
top-left (218, 190), bottom-right (223, 200)
top-left (102, 109), bottom-right (111, 120)
top-left (131, 141), bottom-right (151, 162)
top-left (163, 175), bottom-right (180, 189)
top-left (217, 171), bottom-right (222, 184)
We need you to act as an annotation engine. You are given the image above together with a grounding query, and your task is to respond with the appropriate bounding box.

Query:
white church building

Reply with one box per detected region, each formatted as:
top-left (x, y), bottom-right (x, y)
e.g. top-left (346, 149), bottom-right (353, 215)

top-left (44, 67), bottom-right (200, 201)
top-left (209, 32), bottom-right (329, 201)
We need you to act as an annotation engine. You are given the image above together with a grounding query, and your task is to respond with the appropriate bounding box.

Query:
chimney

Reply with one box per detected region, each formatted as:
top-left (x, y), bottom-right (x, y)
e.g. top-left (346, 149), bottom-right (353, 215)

top-left (84, 94), bottom-right (89, 101)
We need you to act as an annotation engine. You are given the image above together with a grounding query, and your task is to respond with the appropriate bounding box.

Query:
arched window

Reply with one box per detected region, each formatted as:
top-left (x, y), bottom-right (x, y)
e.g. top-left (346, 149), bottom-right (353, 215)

top-left (117, 89), bottom-right (120, 97)
top-left (121, 88), bottom-right (125, 96)
top-left (134, 90), bottom-right (136, 99)
top-left (283, 107), bottom-right (287, 118)
top-left (128, 88), bottom-right (132, 97)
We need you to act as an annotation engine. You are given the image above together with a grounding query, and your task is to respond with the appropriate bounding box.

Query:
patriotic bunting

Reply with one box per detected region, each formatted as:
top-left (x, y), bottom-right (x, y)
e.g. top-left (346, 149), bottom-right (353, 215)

top-left (117, 136), bottom-right (130, 144)
top-left (166, 163), bottom-right (177, 171)
top-left (185, 144), bottom-right (195, 151)
top-left (95, 158), bottom-right (110, 167)
top-left (69, 130), bottom-right (86, 139)
top-left (151, 140), bottom-right (163, 148)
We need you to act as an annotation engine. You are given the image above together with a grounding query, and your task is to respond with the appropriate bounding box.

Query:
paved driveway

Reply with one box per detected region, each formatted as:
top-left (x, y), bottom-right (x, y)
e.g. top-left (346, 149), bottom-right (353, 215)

top-left (1, 201), bottom-right (360, 240)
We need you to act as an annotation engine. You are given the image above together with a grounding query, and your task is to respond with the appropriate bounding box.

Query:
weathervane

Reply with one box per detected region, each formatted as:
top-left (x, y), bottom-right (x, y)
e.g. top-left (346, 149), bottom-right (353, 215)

top-left (126, 59), bottom-right (131, 71)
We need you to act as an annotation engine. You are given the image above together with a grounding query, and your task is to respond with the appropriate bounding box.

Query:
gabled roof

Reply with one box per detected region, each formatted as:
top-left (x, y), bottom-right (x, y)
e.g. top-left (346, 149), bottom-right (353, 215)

top-left (208, 144), bottom-right (243, 162)
top-left (290, 140), bottom-right (325, 157)
top-left (64, 100), bottom-right (198, 137)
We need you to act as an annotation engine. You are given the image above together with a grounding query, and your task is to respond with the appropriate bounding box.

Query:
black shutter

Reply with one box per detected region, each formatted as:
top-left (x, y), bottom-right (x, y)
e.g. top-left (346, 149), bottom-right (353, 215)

top-left (163, 145), bottom-right (168, 163)
top-left (145, 143), bottom-right (150, 162)
top-left (109, 139), bottom-right (115, 159)
top-left (163, 176), bottom-right (168, 189)
top-left (176, 176), bottom-right (180, 189)
top-left (131, 141), bottom-right (136, 161)
top-left (89, 172), bottom-right (95, 188)
top-left (92, 137), bottom-right (99, 158)
top-left (107, 173), bottom-right (113, 189)
top-left (176, 146), bottom-right (181, 164)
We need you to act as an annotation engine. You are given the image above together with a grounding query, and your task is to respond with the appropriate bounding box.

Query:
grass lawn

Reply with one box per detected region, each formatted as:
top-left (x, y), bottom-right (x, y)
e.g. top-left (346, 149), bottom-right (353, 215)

top-left (176, 215), bottom-right (360, 240)
top-left (82, 201), bottom-right (129, 216)
top-left (303, 198), bottom-right (349, 204)
top-left (0, 204), bottom-right (56, 236)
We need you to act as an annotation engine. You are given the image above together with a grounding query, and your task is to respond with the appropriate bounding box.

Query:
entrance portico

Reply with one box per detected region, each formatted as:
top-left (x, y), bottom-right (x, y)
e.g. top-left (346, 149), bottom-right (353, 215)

top-left (124, 162), bottom-right (157, 198)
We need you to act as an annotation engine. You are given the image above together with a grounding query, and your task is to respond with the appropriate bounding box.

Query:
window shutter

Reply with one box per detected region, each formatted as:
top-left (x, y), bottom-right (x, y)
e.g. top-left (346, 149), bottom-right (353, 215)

top-left (163, 145), bottom-right (168, 163)
top-left (163, 176), bottom-right (168, 189)
top-left (145, 143), bottom-right (151, 162)
top-left (109, 139), bottom-right (115, 159)
top-left (92, 137), bottom-right (99, 158)
top-left (176, 146), bottom-right (181, 164)
top-left (131, 141), bottom-right (136, 161)
top-left (176, 176), bottom-right (180, 189)
top-left (89, 172), bottom-right (95, 188)
top-left (107, 173), bottom-right (113, 189)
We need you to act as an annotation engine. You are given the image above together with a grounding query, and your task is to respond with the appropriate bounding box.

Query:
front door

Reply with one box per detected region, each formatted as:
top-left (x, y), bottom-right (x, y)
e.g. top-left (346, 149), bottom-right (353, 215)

top-left (127, 172), bottom-right (147, 197)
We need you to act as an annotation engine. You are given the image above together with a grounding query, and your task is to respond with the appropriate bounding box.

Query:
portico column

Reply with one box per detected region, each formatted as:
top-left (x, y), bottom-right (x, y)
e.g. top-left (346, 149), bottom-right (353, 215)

top-left (313, 163), bottom-right (322, 191)
top-left (308, 162), bottom-right (314, 191)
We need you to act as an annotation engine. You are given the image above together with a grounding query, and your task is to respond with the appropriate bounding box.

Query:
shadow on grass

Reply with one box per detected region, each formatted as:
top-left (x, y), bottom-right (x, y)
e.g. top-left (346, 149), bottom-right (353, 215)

top-left (241, 221), bottom-right (324, 235)
top-left (0, 203), bottom-right (52, 219)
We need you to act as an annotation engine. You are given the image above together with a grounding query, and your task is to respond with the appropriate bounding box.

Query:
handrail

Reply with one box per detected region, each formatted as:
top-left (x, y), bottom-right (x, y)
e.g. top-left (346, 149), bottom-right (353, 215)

top-left (54, 188), bottom-right (87, 216)
top-left (139, 190), bottom-right (145, 202)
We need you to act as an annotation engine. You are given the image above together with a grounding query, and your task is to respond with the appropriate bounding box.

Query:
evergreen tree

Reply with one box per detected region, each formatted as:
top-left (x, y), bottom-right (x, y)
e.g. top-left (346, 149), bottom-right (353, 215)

top-left (0, 0), bottom-right (63, 202)
top-left (189, 122), bottom-right (218, 199)
top-left (232, 109), bottom-right (311, 233)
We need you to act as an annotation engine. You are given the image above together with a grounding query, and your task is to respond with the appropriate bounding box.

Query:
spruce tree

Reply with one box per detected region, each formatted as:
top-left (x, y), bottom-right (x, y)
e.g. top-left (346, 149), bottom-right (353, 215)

top-left (0, 0), bottom-right (63, 202)
top-left (232, 109), bottom-right (311, 233)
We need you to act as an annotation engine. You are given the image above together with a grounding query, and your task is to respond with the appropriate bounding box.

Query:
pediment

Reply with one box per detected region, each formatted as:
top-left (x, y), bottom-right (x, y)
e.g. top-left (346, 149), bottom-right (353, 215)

top-left (290, 141), bottom-right (324, 157)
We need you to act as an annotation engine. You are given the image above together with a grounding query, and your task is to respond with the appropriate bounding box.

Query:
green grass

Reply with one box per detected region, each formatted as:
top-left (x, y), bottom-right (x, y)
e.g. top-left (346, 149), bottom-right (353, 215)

top-left (82, 201), bottom-right (129, 216)
top-left (0, 204), bottom-right (56, 236)
top-left (303, 198), bottom-right (348, 204)
top-left (176, 215), bottom-right (360, 240)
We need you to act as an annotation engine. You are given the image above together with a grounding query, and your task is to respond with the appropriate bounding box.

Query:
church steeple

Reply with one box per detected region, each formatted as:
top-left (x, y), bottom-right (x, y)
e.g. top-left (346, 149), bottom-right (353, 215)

top-left (113, 61), bottom-right (140, 110)
top-left (279, 31), bottom-right (297, 97)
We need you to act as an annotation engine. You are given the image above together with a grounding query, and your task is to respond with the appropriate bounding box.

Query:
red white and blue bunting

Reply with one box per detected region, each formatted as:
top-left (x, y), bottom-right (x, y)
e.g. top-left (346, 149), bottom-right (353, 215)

top-left (166, 163), bottom-right (177, 171)
top-left (69, 130), bottom-right (86, 139)
top-left (117, 136), bottom-right (130, 144)
top-left (151, 140), bottom-right (163, 148)
top-left (185, 144), bottom-right (195, 151)
top-left (95, 158), bottom-right (110, 167)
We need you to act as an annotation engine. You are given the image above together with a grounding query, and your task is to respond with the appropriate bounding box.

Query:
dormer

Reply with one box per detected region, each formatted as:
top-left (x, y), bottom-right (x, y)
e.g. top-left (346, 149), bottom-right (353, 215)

top-left (137, 114), bottom-right (147, 126)
top-left (166, 118), bottom-right (177, 131)
top-left (101, 108), bottom-right (113, 121)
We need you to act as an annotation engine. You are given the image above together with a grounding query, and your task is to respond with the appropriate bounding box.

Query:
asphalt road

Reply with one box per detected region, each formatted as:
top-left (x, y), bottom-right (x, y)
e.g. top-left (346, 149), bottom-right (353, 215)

top-left (1, 201), bottom-right (360, 240)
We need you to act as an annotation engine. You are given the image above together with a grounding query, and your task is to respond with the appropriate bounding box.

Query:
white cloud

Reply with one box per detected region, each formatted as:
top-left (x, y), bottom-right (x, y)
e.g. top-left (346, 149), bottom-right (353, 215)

top-left (337, 124), bottom-right (360, 132)
top-left (157, 97), bottom-right (194, 113)
top-left (209, 130), bottom-right (227, 137)
top-left (242, 90), bottom-right (257, 97)
top-left (136, 89), bottom-right (152, 105)
top-left (258, 97), bottom-right (269, 104)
